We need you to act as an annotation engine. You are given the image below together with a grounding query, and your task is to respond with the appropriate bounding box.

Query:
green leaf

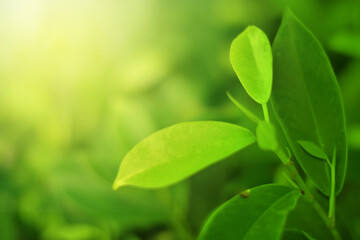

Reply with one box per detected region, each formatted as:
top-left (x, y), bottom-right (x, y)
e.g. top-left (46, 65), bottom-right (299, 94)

top-left (271, 10), bottom-right (347, 195)
top-left (198, 184), bottom-right (300, 240)
top-left (256, 121), bottom-right (278, 151)
top-left (282, 230), bottom-right (316, 240)
top-left (285, 197), bottom-right (333, 240)
top-left (113, 121), bottom-right (255, 189)
top-left (297, 140), bottom-right (327, 160)
top-left (230, 26), bottom-right (273, 104)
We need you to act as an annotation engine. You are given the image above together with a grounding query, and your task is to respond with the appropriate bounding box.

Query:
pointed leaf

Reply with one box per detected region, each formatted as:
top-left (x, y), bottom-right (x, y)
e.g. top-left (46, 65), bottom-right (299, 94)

top-left (113, 121), bottom-right (255, 189)
top-left (230, 26), bottom-right (273, 104)
top-left (198, 184), bottom-right (300, 240)
top-left (297, 141), bottom-right (327, 160)
top-left (271, 10), bottom-right (347, 195)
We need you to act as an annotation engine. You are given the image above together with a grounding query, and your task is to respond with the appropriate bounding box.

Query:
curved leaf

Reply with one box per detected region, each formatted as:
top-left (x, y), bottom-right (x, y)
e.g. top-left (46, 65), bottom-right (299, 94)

top-left (271, 10), bottom-right (347, 195)
top-left (198, 184), bottom-right (300, 240)
top-left (230, 26), bottom-right (273, 104)
top-left (113, 121), bottom-right (255, 189)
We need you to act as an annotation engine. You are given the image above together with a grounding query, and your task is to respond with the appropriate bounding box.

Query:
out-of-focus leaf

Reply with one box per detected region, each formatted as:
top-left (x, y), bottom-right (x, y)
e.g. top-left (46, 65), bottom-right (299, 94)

top-left (113, 121), bottom-right (255, 189)
top-left (230, 26), bottom-right (273, 104)
top-left (56, 154), bottom-right (168, 227)
top-left (348, 125), bottom-right (360, 150)
top-left (271, 10), bottom-right (347, 196)
top-left (42, 224), bottom-right (110, 240)
top-left (328, 31), bottom-right (360, 58)
top-left (198, 184), bottom-right (300, 240)
top-left (0, 195), bottom-right (16, 240)
top-left (0, 212), bottom-right (16, 240)
top-left (256, 121), bottom-right (278, 151)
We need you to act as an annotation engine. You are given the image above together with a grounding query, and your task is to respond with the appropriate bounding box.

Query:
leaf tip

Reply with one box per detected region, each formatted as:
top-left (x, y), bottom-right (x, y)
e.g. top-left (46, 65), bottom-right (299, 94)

top-left (283, 7), bottom-right (295, 19)
top-left (225, 91), bottom-right (232, 99)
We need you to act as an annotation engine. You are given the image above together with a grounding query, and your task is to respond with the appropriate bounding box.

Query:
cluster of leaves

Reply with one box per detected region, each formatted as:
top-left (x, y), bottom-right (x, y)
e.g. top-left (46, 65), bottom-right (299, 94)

top-left (113, 10), bottom-right (348, 240)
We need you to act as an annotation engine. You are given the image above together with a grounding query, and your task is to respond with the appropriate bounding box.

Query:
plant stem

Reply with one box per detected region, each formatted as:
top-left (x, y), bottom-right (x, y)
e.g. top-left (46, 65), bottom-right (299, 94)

top-left (259, 102), bottom-right (341, 239)
top-left (274, 147), bottom-right (290, 165)
top-left (277, 152), bottom-right (342, 240)
top-left (262, 103), bottom-right (270, 122)
top-left (226, 92), bottom-right (261, 124)
top-left (284, 159), bottom-right (313, 201)
top-left (328, 148), bottom-right (337, 227)
top-left (312, 199), bottom-right (341, 240)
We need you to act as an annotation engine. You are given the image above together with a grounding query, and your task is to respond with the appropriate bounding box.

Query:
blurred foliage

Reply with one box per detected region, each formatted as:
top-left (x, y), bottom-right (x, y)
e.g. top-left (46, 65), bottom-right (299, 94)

top-left (0, 0), bottom-right (359, 239)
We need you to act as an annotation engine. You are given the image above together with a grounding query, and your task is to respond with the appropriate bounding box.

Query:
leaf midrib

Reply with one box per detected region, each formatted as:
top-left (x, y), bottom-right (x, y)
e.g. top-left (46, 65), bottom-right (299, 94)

top-left (286, 19), bottom-right (324, 149)
top-left (117, 135), bottom-right (254, 187)
top-left (247, 31), bottom-right (265, 100)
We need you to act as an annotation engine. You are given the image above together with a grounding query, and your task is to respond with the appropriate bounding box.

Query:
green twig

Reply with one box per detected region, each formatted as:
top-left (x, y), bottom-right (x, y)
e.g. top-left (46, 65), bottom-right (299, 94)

top-left (226, 92), bottom-right (260, 124)
top-left (328, 148), bottom-right (337, 227)
top-left (281, 168), bottom-right (299, 189)
top-left (312, 199), bottom-right (341, 240)
top-left (276, 151), bottom-right (342, 240)
top-left (257, 98), bottom-right (341, 239)
top-left (262, 103), bottom-right (270, 122)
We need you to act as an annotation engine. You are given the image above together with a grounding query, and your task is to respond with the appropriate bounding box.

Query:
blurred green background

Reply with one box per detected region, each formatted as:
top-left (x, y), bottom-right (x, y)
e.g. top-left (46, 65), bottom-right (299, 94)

top-left (0, 0), bottom-right (359, 239)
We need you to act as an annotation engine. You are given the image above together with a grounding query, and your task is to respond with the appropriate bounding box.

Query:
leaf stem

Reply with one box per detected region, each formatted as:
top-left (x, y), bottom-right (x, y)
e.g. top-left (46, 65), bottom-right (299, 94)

top-left (262, 103), bottom-right (270, 122)
top-left (226, 92), bottom-right (261, 124)
top-left (283, 159), bottom-right (313, 202)
top-left (312, 199), bottom-right (342, 240)
top-left (256, 99), bottom-right (340, 239)
top-left (328, 148), bottom-right (337, 227)
top-left (274, 147), bottom-right (290, 165)
top-left (277, 152), bottom-right (342, 240)
top-left (281, 168), bottom-right (299, 189)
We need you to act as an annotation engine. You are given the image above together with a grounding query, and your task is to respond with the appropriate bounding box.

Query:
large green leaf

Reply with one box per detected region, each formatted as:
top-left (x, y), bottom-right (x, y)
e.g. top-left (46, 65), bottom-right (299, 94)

top-left (198, 184), bottom-right (300, 240)
top-left (113, 121), bottom-right (255, 189)
top-left (271, 10), bottom-right (347, 195)
top-left (230, 26), bottom-right (273, 104)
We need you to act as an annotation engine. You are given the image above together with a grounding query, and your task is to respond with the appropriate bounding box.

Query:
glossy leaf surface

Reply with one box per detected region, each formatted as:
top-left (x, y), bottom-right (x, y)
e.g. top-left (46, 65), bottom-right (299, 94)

top-left (198, 184), bottom-right (300, 240)
top-left (271, 10), bottom-right (347, 195)
top-left (113, 121), bottom-right (255, 189)
top-left (230, 26), bottom-right (273, 104)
